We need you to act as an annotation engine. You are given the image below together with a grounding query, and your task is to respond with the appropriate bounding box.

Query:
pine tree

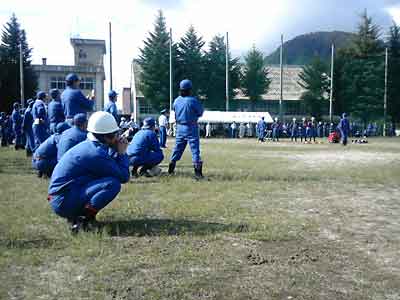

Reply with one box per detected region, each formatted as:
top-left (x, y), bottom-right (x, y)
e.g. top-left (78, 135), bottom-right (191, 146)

top-left (335, 11), bottom-right (385, 124)
top-left (0, 14), bottom-right (37, 112)
top-left (240, 45), bottom-right (271, 110)
top-left (138, 10), bottom-right (174, 112)
top-left (388, 22), bottom-right (400, 123)
top-left (176, 25), bottom-right (205, 96)
top-left (203, 35), bottom-right (240, 110)
top-left (298, 58), bottom-right (330, 117)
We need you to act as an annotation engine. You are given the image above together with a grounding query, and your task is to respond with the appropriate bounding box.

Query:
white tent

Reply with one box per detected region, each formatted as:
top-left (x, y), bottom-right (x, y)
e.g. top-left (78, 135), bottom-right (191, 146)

top-left (170, 111), bottom-right (274, 124)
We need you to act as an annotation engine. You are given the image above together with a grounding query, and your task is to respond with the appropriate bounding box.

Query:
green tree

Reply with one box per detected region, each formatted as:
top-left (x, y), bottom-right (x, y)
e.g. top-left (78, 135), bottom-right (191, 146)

top-left (203, 35), bottom-right (241, 110)
top-left (0, 14), bottom-right (37, 112)
top-left (388, 22), bottom-right (400, 123)
top-left (176, 25), bottom-right (205, 96)
top-left (138, 10), bottom-right (175, 111)
top-left (335, 11), bottom-right (384, 124)
top-left (298, 58), bottom-right (330, 117)
top-left (240, 45), bottom-right (271, 110)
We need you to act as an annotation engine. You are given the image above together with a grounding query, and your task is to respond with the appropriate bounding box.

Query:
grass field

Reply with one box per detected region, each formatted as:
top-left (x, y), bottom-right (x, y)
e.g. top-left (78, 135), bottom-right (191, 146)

top-left (1, 137), bottom-right (400, 300)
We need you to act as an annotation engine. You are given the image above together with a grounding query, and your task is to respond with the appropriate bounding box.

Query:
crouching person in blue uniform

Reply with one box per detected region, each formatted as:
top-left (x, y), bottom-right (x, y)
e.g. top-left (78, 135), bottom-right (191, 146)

top-left (48, 111), bottom-right (130, 233)
top-left (127, 117), bottom-right (164, 177)
top-left (168, 79), bottom-right (204, 179)
top-left (32, 123), bottom-right (70, 178)
top-left (57, 113), bottom-right (87, 161)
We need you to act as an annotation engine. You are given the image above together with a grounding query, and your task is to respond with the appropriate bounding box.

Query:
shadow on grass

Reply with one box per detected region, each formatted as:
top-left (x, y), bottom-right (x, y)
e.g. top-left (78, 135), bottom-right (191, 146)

top-left (102, 218), bottom-right (250, 237)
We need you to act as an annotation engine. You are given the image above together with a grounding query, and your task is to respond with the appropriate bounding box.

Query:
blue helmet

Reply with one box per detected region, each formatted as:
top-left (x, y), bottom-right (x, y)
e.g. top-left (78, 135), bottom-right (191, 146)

top-left (108, 90), bottom-right (118, 99)
top-left (13, 102), bottom-right (20, 109)
top-left (142, 117), bottom-right (156, 129)
top-left (55, 122), bottom-right (71, 134)
top-left (65, 73), bottom-right (80, 85)
top-left (50, 89), bottom-right (60, 99)
top-left (160, 109), bottom-right (168, 114)
top-left (36, 91), bottom-right (46, 100)
top-left (27, 99), bottom-right (34, 107)
top-left (179, 79), bottom-right (192, 90)
top-left (342, 113), bottom-right (347, 118)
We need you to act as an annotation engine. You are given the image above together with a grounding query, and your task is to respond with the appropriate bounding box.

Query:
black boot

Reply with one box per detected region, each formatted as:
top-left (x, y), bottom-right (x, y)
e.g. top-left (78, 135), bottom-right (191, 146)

top-left (139, 165), bottom-right (152, 177)
top-left (37, 171), bottom-right (43, 178)
top-left (194, 162), bottom-right (203, 180)
top-left (131, 166), bottom-right (139, 178)
top-left (168, 161), bottom-right (176, 175)
top-left (26, 149), bottom-right (32, 157)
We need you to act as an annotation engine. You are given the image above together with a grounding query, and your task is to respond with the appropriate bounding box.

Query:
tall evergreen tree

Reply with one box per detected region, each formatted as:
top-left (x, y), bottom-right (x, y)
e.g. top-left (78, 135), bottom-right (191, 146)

top-left (241, 46), bottom-right (270, 111)
top-left (335, 11), bottom-right (384, 124)
top-left (0, 14), bottom-right (37, 112)
top-left (298, 58), bottom-right (330, 117)
top-left (176, 25), bottom-right (205, 96)
top-left (203, 35), bottom-right (241, 110)
top-left (388, 22), bottom-right (400, 123)
top-left (138, 10), bottom-right (174, 111)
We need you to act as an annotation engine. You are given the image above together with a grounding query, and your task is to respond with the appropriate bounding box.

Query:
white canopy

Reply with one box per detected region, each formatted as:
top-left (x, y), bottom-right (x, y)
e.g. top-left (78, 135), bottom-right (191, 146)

top-left (170, 111), bottom-right (274, 124)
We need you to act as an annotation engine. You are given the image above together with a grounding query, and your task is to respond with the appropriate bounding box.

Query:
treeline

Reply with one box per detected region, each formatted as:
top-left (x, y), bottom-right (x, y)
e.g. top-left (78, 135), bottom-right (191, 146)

top-left (0, 14), bottom-right (37, 113)
top-left (138, 11), bottom-right (270, 112)
top-left (298, 11), bottom-right (400, 124)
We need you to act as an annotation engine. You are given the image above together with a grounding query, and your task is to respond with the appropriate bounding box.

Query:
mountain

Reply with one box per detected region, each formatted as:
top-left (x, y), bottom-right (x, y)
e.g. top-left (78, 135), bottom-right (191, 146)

top-left (264, 31), bottom-right (355, 65)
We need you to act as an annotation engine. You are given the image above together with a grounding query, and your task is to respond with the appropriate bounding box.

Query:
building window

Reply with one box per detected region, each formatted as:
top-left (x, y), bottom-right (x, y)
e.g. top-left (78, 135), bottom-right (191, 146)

top-left (50, 77), bottom-right (66, 89)
top-left (79, 77), bottom-right (95, 90)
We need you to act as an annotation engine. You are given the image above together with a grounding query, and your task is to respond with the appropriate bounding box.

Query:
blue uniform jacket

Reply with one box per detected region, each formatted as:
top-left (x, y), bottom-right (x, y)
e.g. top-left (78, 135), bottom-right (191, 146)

top-left (256, 120), bottom-right (266, 133)
top-left (34, 134), bottom-right (61, 159)
top-left (32, 99), bottom-right (47, 120)
top-left (57, 126), bottom-right (88, 161)
top-left (11, 109), bottom-right (23, 132)
top-left (104, 101), bottom-right (119, 122)
top-left (173, 96), bottom-right (203, 125)
top-left (127, 129), bottom-right (162, 157)
top-left (48, 99), bottom-right (65, 124)
top-left (338, 118), bottom-right (350, 134)
top-left (22, 109), bottom-right (34, 131)
top-left (61, 87), bottom-right (94, 118)
top-left (49, 140), bottom-right (130, 195)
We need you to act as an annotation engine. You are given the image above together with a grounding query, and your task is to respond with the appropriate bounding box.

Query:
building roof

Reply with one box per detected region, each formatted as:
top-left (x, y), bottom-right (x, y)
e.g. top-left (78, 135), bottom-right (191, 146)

top-left (70, 38), bottom-right (106, 54)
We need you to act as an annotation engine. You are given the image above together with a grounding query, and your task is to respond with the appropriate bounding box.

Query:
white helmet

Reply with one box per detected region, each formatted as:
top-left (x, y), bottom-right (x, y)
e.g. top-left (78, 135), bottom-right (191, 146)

top-left (293, 118), bottom-right (296, 121)
top-left (87, 111), bottom-right (120, 134)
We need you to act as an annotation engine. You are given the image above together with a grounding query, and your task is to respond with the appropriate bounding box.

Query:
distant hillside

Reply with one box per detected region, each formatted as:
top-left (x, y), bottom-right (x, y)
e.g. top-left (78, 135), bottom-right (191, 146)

top-left (265, 31), bottom-right (355, 65)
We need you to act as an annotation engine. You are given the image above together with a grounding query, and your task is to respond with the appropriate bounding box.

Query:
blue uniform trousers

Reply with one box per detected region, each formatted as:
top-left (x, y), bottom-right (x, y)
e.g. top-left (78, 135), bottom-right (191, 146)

top-left (129, 152), bottom-right (163, 168)
top-left (159, 126), bottom-right (167, 148)
top-left (272, 128), bottom-right (279, 141)
top-left (25, 129), bottom-right (35, 152)
top-left (33, 124), bottom-right (49, 149)
top-left (32, 157), bottom-right (57, 176)
top-left (49, 177), bottom-right (121, 219)
top-left (14, 131), bottom-right (24, 147)
top-left (339, 129), bottom-right (348, 146)
top-left (171, 124), bottom-right (201, 163)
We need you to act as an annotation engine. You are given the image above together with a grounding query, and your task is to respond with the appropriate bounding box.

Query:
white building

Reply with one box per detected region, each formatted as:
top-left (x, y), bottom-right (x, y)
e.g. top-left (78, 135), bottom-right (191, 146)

top-left (32, 38), bottom-right (106, 111)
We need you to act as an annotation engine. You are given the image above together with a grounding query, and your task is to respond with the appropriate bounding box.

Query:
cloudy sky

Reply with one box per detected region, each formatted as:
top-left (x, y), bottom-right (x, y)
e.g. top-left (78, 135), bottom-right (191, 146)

top-left (1, 0), bottom-right (399, 93)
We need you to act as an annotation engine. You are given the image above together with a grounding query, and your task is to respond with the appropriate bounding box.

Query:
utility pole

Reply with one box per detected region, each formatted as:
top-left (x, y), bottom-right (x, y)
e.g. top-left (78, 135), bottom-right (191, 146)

top-left (225, 32), bottom-right (229, 112)
top-left (383, 47), bottom-right (389, 137)
top-left (169, 28), bottom-right (173, 113)
top-left (131, 59), bottom-right (138, 123)
top-left (329, 44), bottom-right (335, 123)
top-left (109, 22), bottom-right (113, 91)
top-left (279, 34), bottom-right (283, 120)
top-left (19, 42), bottom-right (25, 107)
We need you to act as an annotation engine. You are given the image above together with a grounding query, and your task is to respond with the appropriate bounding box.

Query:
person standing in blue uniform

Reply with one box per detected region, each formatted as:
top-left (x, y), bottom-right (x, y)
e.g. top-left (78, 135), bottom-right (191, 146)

top-left (290, 118), bottom-right (298, 142)
top-left (256, 117), bottom-right (266, 142)
top-left (32, 122), bottom-right (70, 178)
top-left (158, 109), bottom-right (169, 148)
top-left (57, 113), bottom-right (87, 161)
top-left (127, 117), bottom-right (164, 177)
top-left (48, 111), bottom-right (129, 233)
top-left (48, 89), bottom-right (65, 134)
top-left (11, 102), bottom-right (24, 150)
top-left (337, 113), bottom-right (350, 146)
top-left (23, 100), bottom-right (35, 156)
top-left (272, 117), bottom-right (280, 142)
top-left (168, 79), bottom-right (204, 179)
top-left (61, 73), bottom-right (95, 124)
top-left (1, 113), bottom-right (10, 147)
top-left (104, 90), bottom-right (119, 123)
top-left (32, 91), bottom-right (49, 148)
